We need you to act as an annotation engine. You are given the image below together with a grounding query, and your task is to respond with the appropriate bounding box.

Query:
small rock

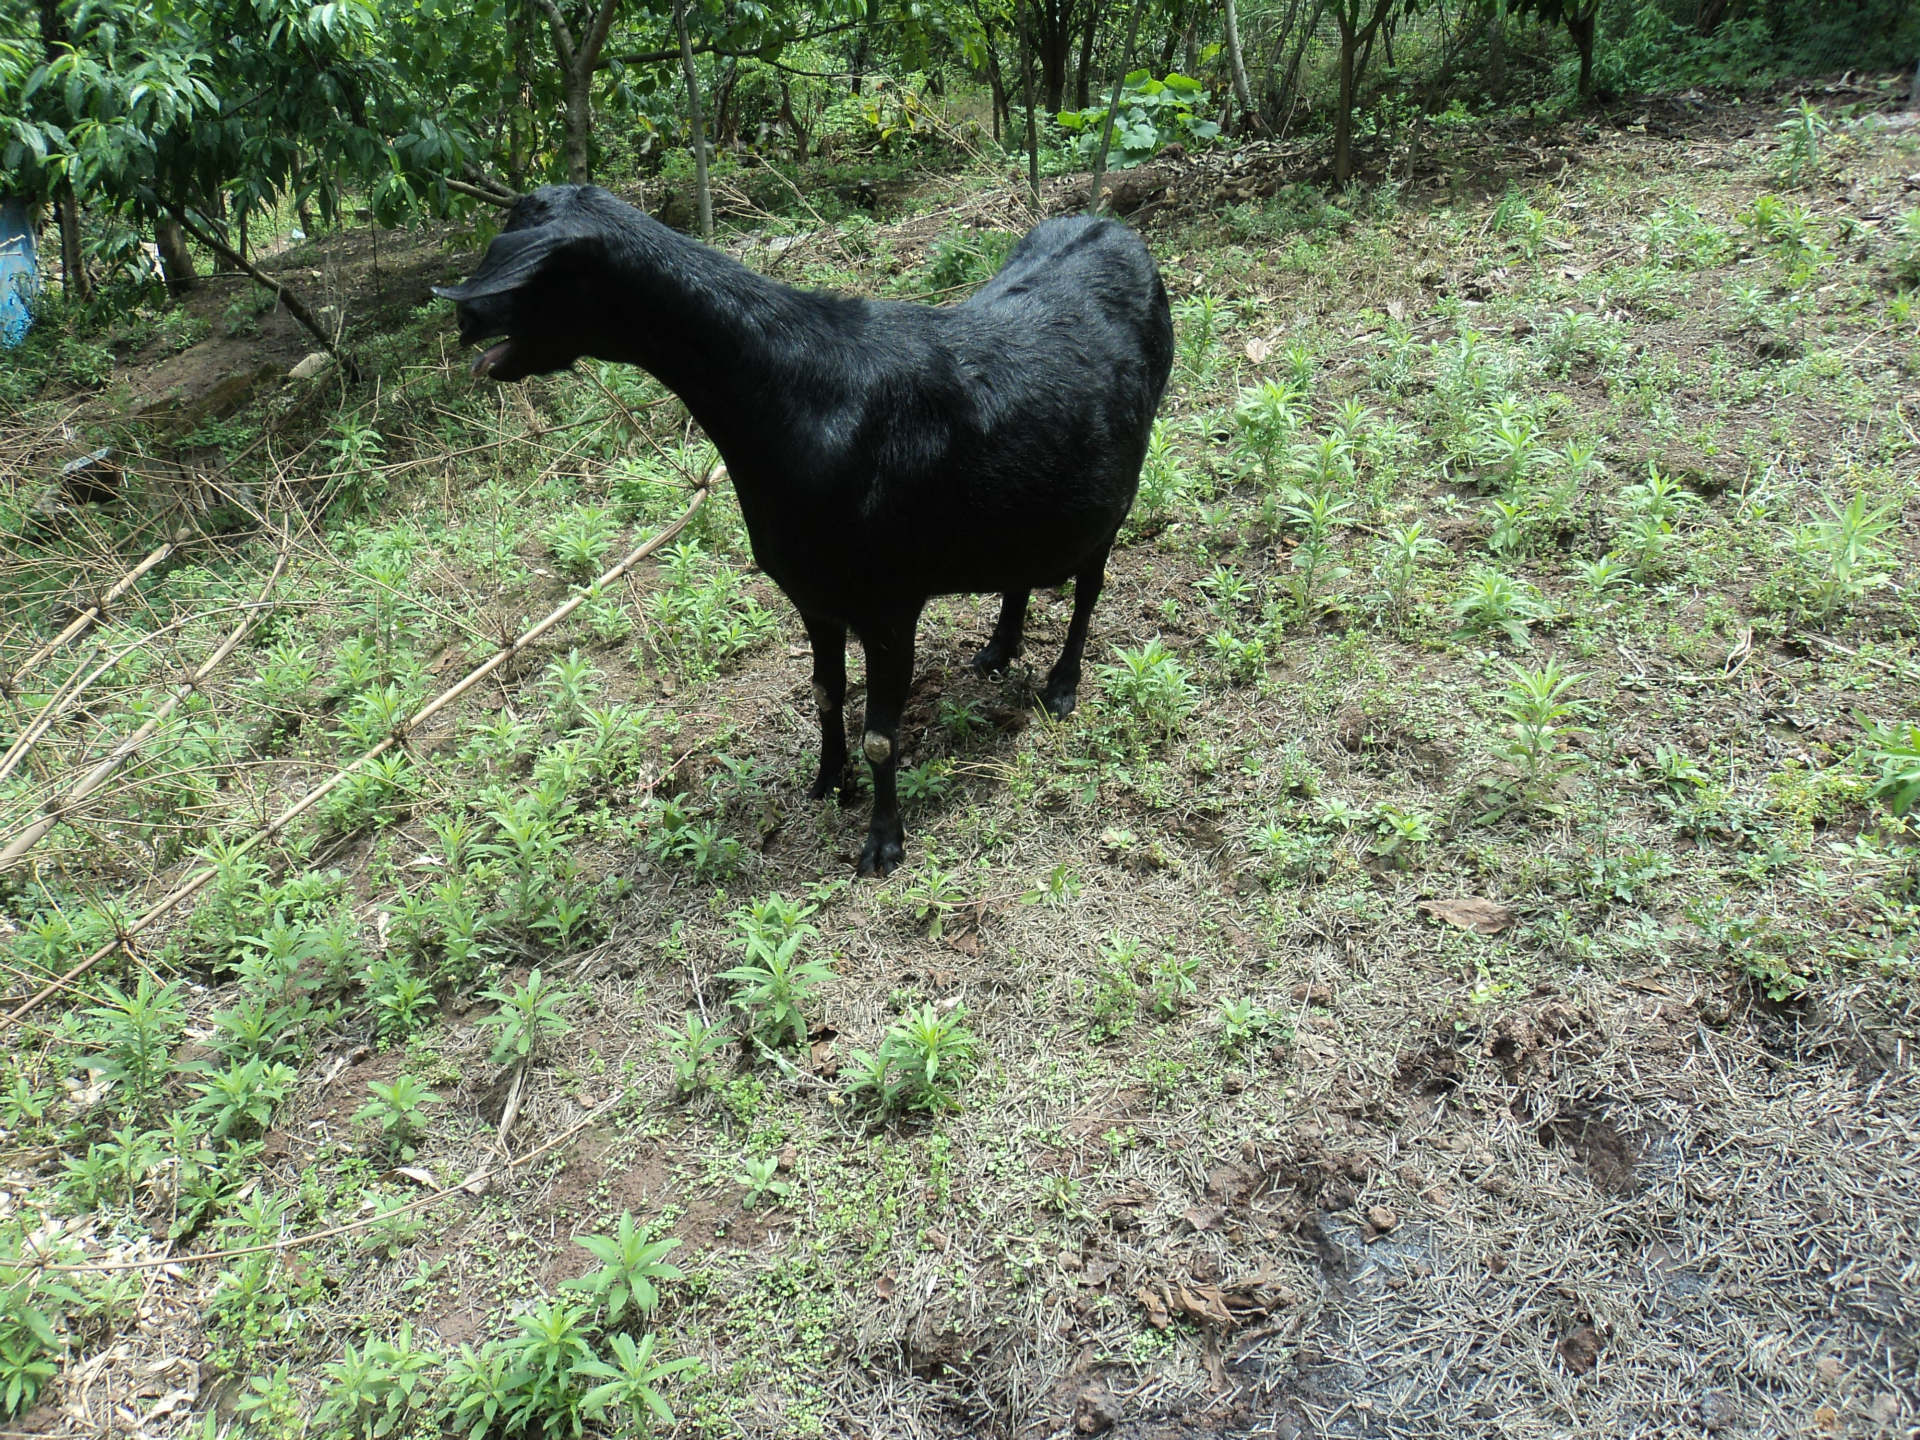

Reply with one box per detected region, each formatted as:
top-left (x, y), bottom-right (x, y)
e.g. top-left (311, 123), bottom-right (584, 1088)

top-left (1289, 983), bottom-right (1333, 1005)
top-left (1367, 1205), bottom-right (1399, 1233)
top-left (1815, 1354), bottom-right (1844, 1383)
top-left (776, 1144), bottom-right (797, 1173)
top-left (1699, 1389), bottom-right (1737, 1431)
top-left (1223, 1074), bottom-right (1246, 1094)
top-left (1869, 1393), bottom-right (1900, 1426)
top-left (59, 446), bottom-right (121, 505)
top-left (1074, 1383), bottom-right (1120, 1435)
top-left (289, 351), bottom-right (331, 380)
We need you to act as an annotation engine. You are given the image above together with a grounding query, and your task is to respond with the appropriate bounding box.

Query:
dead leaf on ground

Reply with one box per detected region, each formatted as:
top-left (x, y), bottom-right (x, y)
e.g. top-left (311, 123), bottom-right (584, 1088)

top-left (875, 1272), bottom-right (897, 1300)
top-left (1417, 896), bottom-right (1514, 935)
top-left (1174, 1284), bottom-right (1234, 1326)
top-left (1244, 336), bottom-right (1272, 364)
top-left (1181, 1204), bottom-right (1225, 1232)
top-left (1559, 1324), bottom-right (1602, 1375)
top-left (1136, 1285), bottom-right (1172, 1330)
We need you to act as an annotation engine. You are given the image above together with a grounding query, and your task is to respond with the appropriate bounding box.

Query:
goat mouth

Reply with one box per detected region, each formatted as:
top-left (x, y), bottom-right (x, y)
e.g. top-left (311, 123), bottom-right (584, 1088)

top-left (472, 340), bottom-right (515, 378)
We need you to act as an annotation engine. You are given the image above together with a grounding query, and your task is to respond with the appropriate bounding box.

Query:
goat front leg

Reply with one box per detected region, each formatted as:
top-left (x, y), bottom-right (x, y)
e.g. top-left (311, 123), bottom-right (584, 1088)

top-left (802, 613), bottom-right (849, 800)
top-left (971, 590), bottom-right (1029, 673)
top-left (1041, 541), bottom-right (1114, 720)
top-left (854, 611), bottom-right (921, 877)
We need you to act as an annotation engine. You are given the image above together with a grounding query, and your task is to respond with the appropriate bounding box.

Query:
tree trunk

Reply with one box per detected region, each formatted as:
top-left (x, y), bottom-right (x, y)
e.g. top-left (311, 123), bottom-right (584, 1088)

top-left (532, 0), bottom-right (623, 186)
top-left (155, 217), bottom-right (196, 296)
top-left (673, 0), bottom-right (713, 240)
top-left (1035, 0), bottom-right (1074, 111)
top-left (1335, 16), bottom-right (1357, 185)
top-left (1021, 2), bottom-right (1042, 206)
top-left (1088, 0), bottom-right (1147, 214)
top-left (563, 71), bottom-right (594, 183)
top-left (778, 81), bottom-right (811, 163)
top-left (1222, 0), bottom-right (1257, 132)
top-left (55, 183), bottom-right (89, 302)
top-left (1157, 0), bottom-right (1184, 75)
top-left (1486, 0), bottom-right (1506, 99)
top-left (1073, 0), bottom-right (1100, 109)
top-left (1569, 5), bottom-right (1595, 98)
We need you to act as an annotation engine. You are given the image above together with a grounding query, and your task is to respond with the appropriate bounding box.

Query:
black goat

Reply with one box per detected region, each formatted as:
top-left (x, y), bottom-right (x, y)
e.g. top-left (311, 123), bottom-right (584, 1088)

top-left (436, 185), bottom-right (1173, 875)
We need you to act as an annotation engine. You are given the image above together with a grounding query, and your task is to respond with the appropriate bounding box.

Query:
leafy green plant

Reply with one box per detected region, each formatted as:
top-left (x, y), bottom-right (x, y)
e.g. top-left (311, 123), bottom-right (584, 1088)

top-left (478, 970), bottom-right (575, 1066)
top-left (502, 1299), bottom-right (600, 1438)
top-left (898, 854), bottom-right (967, 939)
top-left (1083, 934), bottom-right (1143, 1042)
top-left (1216, 997), bottom-right (1279, 1054)
top-left (1368, 521), bottom-right (1445, 619)
top-left (1775, 98), bottom-right (1829, 186)
top-left (189, 1057), bottom-right (298, 1140)
top-left (547, 505), bottom-right (620, 581)
top-left (1247, 820), bottom-right (1331, 884)
top-left (1498, 659), bottom-right (1588, 807)
top-left (719, 895), bottom-right (831, 1048)
top-left (1450, 566), bottom-right (1546, 646)
top-left (1174, 294), bottom-right (1228, 379)
top-left (1144, 954), bottom-right (1199, 1018)
top-left (737, 1153), bottom-right (792, 1208)
top-left (1099, 639), bottom-right (1198, 746)
top-left (642, 541), bottom-right (777, 680)
top-left (1864, 722), bottom-right (1920, 816)
top-left (1893, 208), bottom-right (1920, 287)
top-left (579, 1330), bottom-right (702, 1434)
top-left (443, 1341), bottom-right (516, 1440)
top-left (561, 1212), bottom-right (683, 1327)
top-left (363, 954), bottom-right (436, 1044)
top-left (1056, 70), bottom-right (1219, 166)
top-left (314, 1324), bottom-right (439, 1440)
top-left (920, 226), bottom-right (1018, 290)
top-left (1233, 381), bottom-right (1304, 481)
top-left (353, 1074), bottom-right (440, 1157)
top-left (82, 976), bottom-right (185, 1114)
top-left (660, 1011), bottom-right (729, 1096)
top-left (844, 1002), bottom-right (981, 1114)
top-left (541, 649), bottom-right (603, 731)
top-left (1371, 805), bottom-right (1434, 868)
top-left (1786, 492), bottom-right (1899, 622)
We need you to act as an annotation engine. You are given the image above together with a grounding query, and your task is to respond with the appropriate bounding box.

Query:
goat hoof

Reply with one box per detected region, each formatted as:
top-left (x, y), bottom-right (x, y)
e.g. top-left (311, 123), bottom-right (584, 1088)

top-left (857, 833), bottom-right (906, 877)
top-left (970, 642), bottom-right (1015, 673)
top-left (1039, 685), bottom-right (1078, 720)
top-left (808, 771), bottom-right (840, 801)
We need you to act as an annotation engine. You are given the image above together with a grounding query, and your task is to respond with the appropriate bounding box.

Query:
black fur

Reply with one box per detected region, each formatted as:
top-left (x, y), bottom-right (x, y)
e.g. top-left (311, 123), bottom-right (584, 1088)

top-left (436, 185), bottom-right (1174, 876)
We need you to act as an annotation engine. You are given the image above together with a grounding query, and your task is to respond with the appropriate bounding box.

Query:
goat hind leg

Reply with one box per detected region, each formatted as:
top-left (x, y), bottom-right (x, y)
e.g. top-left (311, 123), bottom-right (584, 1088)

top-left (971, 591), bottom-right (1029, 672)
top-left (803, 613), bottom-right (849, 800)
top-left (1040, 544), bottom-right (1113, 720)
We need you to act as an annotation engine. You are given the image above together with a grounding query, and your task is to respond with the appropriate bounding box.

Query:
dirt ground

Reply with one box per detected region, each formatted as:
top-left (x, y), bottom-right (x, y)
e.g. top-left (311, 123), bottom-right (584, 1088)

top-left (2, 81), bottom-right (1918, 1440)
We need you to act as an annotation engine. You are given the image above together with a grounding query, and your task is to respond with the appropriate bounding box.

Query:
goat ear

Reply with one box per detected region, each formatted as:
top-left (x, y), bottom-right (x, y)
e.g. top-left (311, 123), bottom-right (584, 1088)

top-left (432, 227), bottom-right (579, 303)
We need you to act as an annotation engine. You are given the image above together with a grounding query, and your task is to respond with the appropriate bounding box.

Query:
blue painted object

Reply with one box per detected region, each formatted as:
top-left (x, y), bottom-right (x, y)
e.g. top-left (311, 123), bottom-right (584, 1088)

top-left (1, 196), bottom-right (39, 348)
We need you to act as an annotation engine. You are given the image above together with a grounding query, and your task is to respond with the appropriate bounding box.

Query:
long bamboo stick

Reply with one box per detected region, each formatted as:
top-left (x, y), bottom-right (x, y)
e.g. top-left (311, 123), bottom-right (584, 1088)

top-left (0, 543), bottom-right (293, 869)
top-left (5, 541), bottom-right (174, 683)
top-left (0, 472), bottom-right (715, 1029)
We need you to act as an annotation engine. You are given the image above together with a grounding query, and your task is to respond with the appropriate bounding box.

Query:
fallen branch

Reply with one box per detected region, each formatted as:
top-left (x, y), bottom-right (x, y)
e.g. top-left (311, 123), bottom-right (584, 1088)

top-left (165, 203), bottom-right (361, 382)
top-left (3, 542), bottom-right (175, 689)
top-left (0, 472), bottom-right (717, 1029)
top-left (0, 541), bottom-right (294, 870)
top-left (446, 178), bottom-right (517, 209)
top-left (13, 1091), bottom-right (624, 1279)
